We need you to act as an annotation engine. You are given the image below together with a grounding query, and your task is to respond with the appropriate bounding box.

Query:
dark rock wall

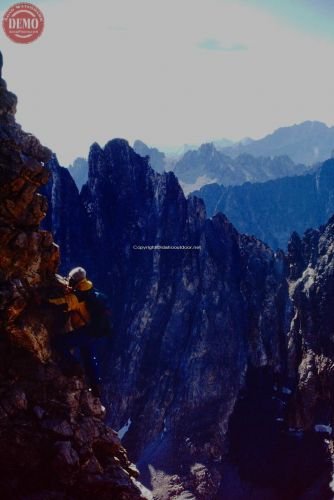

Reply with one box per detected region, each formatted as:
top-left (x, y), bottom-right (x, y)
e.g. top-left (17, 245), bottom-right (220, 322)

top-left (45, 137), bottom-right (294, 497)
top-left (44, 134), bottom-right (334, 498)
top-left (287, 216), bottom-right (334, 431)
top-left (41, 155), bottom-right (92, 274)
top-left (0, 56), bottom-right (146, 499)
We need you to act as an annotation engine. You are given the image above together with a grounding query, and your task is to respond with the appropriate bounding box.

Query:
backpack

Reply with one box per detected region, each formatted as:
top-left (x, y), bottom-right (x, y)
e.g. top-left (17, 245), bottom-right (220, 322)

top-left (84, 289), bottom-right (113, 338)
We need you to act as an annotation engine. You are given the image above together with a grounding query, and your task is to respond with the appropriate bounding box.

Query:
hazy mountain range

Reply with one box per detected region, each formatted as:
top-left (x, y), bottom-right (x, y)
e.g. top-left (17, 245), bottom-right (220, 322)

top-left (67, 121), bottom-right (334, 196)
top-left (174, 143), bottom-right (310, 194)
top-left (68, 157), bottom-right (88, 190)
top-left (221, 120), bottom-right (334, 165)
top-left (133, 139), bottom-right (166, 173)
top-left (193, 158), bottom-right (334, 249)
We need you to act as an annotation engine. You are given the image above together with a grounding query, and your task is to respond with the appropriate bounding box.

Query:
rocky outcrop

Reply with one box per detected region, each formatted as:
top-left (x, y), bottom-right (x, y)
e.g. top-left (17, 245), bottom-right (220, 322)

top-left (0, 53), bottom-right (146, 499)
top-left (0, 63), bottom-right (55, 361)
top-left (174, 142), bottom-right (308, 193)
top-left (195, 158), bottom-right (334, 249)
top-left (0, 339), bottom-right (146, 499)
top-left (287, 216), bottom-right (334, 431)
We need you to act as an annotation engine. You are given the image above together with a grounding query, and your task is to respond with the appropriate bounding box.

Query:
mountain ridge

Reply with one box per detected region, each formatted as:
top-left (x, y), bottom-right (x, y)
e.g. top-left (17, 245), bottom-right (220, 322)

top-left (222, 120), bottom-right (334, 165)
top-left (194, 158), bottom-right (334, 249)
top-left (44, 136), bottom-right (334, 499)
top-left (174, 142), bottom-right (309, 194)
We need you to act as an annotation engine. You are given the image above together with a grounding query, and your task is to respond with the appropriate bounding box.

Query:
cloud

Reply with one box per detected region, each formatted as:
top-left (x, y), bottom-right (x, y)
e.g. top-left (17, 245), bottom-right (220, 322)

top-left (198, 38), bottom-right (247, 52)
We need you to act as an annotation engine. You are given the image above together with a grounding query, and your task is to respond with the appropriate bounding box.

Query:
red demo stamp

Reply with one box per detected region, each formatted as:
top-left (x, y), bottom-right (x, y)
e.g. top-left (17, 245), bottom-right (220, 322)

top-left (2, 3), bottom-right (44, 44)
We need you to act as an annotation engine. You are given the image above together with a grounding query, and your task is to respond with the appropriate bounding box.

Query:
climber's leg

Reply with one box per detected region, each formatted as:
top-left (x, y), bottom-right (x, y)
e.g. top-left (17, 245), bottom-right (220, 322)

top-left (53, 328), bottom-right (89, 375)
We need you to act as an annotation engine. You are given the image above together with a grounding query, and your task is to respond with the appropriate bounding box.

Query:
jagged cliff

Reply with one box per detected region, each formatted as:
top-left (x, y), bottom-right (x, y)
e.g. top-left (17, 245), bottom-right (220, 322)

top-left (81, 139), bottom-right (289, 448)
top-left (45, 139), bottom-right (290, 497)
top-left (287, 219), bottom-right (334, 431)
top-left (0, 54), bottom-right (147, 499)
top-left (41, 154), bottom-right (91, 274)
top-left (44, 135), bottom-right (334, 498)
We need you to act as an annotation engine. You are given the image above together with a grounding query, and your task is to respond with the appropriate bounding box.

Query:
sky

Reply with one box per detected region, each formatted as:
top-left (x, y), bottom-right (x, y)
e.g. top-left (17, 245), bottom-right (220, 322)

top-left (0, 0), bottom-right (334, 165)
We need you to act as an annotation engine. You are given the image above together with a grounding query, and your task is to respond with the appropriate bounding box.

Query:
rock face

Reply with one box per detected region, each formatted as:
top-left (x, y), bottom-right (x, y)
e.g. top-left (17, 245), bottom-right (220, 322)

top-left (41, 128), bottom-right (334, 498)
top-left (222, 120), bottom-right (334, 165)
top-left (195, 158), bottom-right (334, 250)
top-left (287, 217), bottom-right (334, 431)
top-left (41, 154), bottom-right (91, 274)
top-left (0, 54), bottom-right (146, 499)
top-left (43, 134), bottom-right (334, 498)
top-left (48, 137), bottom-right (292, 497)
top-left (173, 142), bottom-right (308, 193)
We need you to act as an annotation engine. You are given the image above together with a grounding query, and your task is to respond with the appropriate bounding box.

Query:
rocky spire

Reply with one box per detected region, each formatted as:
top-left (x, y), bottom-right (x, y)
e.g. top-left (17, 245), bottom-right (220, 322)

top-left (0, 50), bottom-right (55, 358)
top-left (0, 51), bottom-right (147, 499)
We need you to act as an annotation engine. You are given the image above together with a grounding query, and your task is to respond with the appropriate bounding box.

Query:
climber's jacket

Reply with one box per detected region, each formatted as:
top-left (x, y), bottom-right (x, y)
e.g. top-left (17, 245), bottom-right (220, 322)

top-left (49, 278), bottom-right (93, 332)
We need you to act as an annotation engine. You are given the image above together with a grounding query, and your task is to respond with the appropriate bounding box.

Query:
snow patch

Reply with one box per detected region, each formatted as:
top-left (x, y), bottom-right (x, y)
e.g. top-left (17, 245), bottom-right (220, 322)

top-left (180, 175), bottom-right (217, 195)
top-left (160, 418), bottom-right (168, 440)
top-left (272, 396), bottom-right (286, 405)
top-left (118, 418), bottom-right (132, 439)
top-left (289, 267), bottom-right (316, 297)
top-left (288, 428), bottom-right (304, 437)
top-left (330, 471), bottom-right (334, 495)
top-left (132, 478), bottom-right (153, 499)
top-left (314, 424), bottom-right (332, 434)
top-left (185, 437), bottom-right (193, 448)
top-left (301, 266), bottom-right (316, 297)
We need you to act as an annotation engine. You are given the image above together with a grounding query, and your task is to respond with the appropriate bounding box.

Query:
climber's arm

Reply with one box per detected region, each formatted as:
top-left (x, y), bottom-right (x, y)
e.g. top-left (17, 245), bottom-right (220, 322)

top-left (48, 294), bottom-right (79, 311)
top-left (48, 297), bottom-right (66, 306)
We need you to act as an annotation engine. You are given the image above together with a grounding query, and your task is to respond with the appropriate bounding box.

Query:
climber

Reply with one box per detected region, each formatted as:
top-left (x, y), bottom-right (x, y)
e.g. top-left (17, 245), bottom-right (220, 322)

top-left (49, 267), bottom-right (112, 398)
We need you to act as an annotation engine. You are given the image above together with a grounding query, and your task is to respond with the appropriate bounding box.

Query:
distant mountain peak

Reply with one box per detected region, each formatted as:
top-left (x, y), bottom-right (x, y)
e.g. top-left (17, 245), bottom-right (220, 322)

top-left (174, 143), bottom-right (308, 192)
top-left (199, 142), bottom-right (217, 153)
top-left (133, 139), bottom-right (166, 173)
top-left (221, 120), bottom-right (334, 165)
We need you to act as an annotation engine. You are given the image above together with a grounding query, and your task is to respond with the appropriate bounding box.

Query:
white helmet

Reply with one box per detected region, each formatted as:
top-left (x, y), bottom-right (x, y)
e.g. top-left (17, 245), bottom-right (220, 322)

top-left (68, 267), bottom-right (86, 284)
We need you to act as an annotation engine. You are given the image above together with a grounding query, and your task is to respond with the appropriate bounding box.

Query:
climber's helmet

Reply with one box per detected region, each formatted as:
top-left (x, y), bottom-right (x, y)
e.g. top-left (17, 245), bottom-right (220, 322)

top-left (68, 267), bottom-right (87, 287)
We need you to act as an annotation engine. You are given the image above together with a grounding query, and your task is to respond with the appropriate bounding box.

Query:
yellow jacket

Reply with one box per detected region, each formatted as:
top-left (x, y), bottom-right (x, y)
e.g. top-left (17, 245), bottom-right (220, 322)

top-left (49, 279), bottom-right (93, 332)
